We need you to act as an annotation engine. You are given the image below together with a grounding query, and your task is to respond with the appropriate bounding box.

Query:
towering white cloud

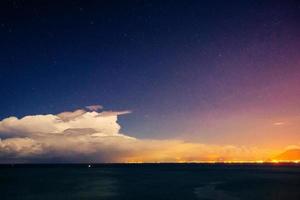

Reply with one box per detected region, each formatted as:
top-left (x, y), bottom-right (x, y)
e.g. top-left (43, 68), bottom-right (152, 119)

top-left (0, 110), bottom-right (127, 137)
top-left (0, 108), bottom-right (278, 163)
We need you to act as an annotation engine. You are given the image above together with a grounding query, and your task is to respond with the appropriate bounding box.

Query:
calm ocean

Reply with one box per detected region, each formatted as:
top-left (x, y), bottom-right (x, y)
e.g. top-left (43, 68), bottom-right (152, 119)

top-left (0, 164), bottom-right (299, 200)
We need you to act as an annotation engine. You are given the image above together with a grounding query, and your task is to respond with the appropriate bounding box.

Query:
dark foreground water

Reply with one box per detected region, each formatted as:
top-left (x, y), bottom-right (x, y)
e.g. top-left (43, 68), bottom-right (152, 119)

top-left (0, 164), bottom-right (299, 200)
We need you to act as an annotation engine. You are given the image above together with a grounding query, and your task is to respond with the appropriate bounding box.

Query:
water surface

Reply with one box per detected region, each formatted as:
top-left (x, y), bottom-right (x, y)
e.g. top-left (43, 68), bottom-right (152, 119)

top-left (0, 164), bottom-right (299, 200)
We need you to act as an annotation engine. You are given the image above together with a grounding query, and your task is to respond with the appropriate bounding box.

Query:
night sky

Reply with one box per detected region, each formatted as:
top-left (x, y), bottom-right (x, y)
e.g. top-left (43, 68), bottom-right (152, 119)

top-left (0, 0), bottom-right (300, 162)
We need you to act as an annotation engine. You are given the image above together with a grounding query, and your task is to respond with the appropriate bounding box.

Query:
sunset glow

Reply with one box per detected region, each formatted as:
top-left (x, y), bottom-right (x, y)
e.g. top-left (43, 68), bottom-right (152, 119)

top-left (2, 2), bottom-right (300, 200)
top-left (0, 1), bottom-right (299, 164)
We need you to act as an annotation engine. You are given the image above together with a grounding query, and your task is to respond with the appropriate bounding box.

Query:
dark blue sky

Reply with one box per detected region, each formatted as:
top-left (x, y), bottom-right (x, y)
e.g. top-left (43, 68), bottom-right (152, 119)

top-left (1, 0), bottom-right (299, 143)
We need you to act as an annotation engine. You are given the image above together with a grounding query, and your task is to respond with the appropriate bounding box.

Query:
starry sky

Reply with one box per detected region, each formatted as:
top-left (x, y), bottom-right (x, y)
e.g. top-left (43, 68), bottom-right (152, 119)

top-left (0, 0), bottom-right (300, 160)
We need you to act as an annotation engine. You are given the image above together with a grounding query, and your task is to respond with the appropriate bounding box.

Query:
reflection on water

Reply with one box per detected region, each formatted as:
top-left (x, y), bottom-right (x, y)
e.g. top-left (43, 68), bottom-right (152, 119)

top-left (0, 164), bottom-right (299, 200)
top-left (194, 182), bottom-right (239, 200)
top-left (74, 177), bottom-right (117, 199)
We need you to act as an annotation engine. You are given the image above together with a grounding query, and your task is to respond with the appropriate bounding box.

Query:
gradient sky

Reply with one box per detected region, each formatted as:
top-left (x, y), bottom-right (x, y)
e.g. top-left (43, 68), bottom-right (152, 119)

top-left (0, 1), bottom-right (300, 162)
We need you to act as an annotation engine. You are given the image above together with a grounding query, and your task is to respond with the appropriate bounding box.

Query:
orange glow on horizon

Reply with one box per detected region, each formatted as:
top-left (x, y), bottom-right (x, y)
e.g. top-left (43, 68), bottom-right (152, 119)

top-left (123, 160), bottom-right (300, 164)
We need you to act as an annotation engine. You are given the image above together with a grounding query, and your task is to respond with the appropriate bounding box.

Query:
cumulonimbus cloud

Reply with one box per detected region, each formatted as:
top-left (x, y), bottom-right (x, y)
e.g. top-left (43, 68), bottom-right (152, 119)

top-left (0, 108), bottom-right (278, 163)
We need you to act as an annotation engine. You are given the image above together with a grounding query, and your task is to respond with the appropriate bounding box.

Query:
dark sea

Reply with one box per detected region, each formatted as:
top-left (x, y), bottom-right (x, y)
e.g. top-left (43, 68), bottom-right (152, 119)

top-left (0, 164), bottom-right (299, 200)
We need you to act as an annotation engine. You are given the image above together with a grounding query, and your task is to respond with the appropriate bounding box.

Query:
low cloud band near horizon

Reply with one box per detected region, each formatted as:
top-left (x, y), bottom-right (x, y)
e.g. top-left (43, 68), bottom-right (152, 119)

top-left (0, 107), bottom-right (295, 163)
